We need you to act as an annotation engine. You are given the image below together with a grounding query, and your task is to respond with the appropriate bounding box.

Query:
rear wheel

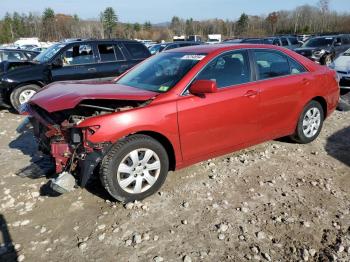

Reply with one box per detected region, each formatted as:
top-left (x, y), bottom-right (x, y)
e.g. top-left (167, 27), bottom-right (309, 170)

top-left (100, 134), bottom-right (169, 203)
top-left (291, 100), bottom-right (324, 144)
top-left (10, 84), bottom-right (41, 112)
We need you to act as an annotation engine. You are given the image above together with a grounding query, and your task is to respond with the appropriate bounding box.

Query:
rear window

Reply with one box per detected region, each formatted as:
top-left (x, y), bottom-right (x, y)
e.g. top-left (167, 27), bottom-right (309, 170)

top-left (281, 38), bottom-right (289, 46)
top-left (98, 44), bottom-right (116, 62)
top-left (289, 37), bottom-right (299, 45)
top-left (124, 43), bottom-right (150, 59)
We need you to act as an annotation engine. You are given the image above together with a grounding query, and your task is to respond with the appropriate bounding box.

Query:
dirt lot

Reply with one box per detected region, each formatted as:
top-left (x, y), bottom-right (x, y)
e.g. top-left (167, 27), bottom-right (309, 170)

top-left (0, 109), bottom-right (349, 262)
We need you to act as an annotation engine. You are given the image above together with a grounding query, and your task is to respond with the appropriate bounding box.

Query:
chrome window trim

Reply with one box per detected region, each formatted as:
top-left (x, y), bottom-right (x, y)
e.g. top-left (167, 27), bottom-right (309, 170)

top-left (180, 47), bottom-right (310, 96)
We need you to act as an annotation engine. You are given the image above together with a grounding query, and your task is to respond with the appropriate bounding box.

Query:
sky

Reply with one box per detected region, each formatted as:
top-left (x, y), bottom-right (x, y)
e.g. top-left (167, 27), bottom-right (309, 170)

top-left (1, 0), bottom-right (350, 23)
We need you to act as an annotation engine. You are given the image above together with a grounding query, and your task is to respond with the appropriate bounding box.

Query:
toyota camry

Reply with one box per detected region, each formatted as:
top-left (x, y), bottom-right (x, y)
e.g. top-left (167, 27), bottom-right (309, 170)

top-left (22, 44), bottom-right (339, 202)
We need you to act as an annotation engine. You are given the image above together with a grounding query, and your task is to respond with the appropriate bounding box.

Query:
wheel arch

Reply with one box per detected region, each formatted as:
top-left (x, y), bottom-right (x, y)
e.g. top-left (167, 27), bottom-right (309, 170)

top-left (16, 80), bottom-right (45, 88)
top-left (132, 131), bottom-right (176, 171)
top-left (311, 96), bottom-right (328, 118)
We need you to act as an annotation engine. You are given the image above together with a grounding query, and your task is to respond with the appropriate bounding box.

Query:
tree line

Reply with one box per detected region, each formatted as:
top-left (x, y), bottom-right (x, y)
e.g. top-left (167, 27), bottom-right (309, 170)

top-left (0, 0), bottom-right (349, 44)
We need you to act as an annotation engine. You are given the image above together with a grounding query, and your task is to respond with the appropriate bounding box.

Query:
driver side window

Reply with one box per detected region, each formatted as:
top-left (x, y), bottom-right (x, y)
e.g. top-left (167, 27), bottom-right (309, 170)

top-left (61, 44), bottom-right (95, 66)
top-left (196, 50), bottom-right (251, 88)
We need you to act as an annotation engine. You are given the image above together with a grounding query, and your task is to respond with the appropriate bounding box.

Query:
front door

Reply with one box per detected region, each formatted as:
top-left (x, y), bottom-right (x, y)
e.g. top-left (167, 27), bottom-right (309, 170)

top-left (51, 43), bottom-right (99, 82)
top-left (177, 50), bottom-right (260, 161)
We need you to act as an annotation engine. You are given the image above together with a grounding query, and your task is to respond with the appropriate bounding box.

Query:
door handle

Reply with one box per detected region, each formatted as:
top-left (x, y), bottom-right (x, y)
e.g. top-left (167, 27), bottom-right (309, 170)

top-left (244, 90), bottom-right (259, 98)
top-left (88, 68), bottom-right (97, 72)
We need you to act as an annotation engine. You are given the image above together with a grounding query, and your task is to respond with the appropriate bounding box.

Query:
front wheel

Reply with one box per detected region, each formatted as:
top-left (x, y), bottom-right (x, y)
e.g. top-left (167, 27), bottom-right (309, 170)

top-left (100, 134), bottom-right (169, 203)
top-left (10, 84), bottom-right (41, 112)
top-left (291, 100), bottom-right (324, 144)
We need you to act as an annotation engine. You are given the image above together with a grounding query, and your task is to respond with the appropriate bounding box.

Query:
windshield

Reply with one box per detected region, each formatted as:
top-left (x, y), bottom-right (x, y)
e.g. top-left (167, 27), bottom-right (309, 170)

top-left (116, 52), bottom-right (206, 93)
top-left (303, 37), bottom-right (334, 48)
top-left (34, 43), bottom-right (65, 63)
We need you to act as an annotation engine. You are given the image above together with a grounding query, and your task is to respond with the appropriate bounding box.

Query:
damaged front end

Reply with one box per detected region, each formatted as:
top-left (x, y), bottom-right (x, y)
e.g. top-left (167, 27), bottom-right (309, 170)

top-left (22, 99), bottom-right (149, 192)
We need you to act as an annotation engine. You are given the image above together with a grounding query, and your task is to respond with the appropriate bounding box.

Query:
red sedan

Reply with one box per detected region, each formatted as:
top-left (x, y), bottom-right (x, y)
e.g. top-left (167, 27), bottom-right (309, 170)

top-left (24, 44), bottom-right (339, 202)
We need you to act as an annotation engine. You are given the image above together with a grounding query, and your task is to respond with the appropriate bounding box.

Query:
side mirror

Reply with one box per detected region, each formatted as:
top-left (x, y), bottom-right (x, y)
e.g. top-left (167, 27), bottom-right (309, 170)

top-left (52, 58), bottom-right (63, 68)
top-left (189, 80), bottom-right (218, 95)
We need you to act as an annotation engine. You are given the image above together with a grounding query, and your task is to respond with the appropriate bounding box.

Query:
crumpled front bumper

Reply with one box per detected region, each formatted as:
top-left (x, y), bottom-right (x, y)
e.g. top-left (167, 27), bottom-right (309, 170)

top-left (23, 104), bottom-right (111, 188)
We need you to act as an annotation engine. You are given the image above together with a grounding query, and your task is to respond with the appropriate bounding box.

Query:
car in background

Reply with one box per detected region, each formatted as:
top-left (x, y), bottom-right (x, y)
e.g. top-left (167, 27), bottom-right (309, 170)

top-left (23, 44), bottom-right (339, 202)
top-left (148, 41), bottom-right (202, 55)
top-left (225, 38), bottom-right (272, 44)
top-left (294, 34), bottom-right (350, 65)
top-left (330, 48), bottom-right (350, 87)
top-left (297, 34), bottom-right (312, 43)
top-left (32, 47), bottom-right (48, 53)
top-left (265, 36), bottom-right (301, 50)
top-left (0, 48), bottom-right (39, 62)
top-left (225, 37), bottom-right (301, 50)
top-left (0, 39), bottom-right (150, 111)
top-left (19, 44), bottom-right (39, 50)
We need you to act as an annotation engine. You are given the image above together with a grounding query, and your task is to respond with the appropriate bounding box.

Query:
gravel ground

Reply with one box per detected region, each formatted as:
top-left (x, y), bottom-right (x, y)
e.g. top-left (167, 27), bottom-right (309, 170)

top-left (0, 109), bottom-right (349, 262)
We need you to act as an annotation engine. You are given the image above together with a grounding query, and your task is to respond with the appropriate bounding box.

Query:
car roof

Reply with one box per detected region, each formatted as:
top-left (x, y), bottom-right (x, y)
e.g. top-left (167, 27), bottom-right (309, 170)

top-left (0, 48), bottom-right (38, 52)
top-left (58, 39), bottom-right (142, 45)
top-left (166, 43), bottom-right (283, 54)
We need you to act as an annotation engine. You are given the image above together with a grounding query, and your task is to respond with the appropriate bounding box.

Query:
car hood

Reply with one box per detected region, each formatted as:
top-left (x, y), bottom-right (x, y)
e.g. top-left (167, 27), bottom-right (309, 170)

top-left (30, 81), bottom-right (158, 112)
top-left (334, 56), bottom-right (350, 69)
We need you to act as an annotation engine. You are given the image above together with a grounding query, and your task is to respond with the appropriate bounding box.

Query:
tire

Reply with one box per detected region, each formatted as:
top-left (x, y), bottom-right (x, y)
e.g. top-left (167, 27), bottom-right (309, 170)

top-left (100, 134), bottom-right (169, 203)
top-left (10, 84), bottom-right (41, 112)
top-left (291, 100), bottom-right (324, 144)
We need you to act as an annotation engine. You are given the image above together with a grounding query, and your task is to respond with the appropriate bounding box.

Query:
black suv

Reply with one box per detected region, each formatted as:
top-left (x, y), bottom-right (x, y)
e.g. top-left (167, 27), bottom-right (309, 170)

top-left (294, 34), bottom-right (350, 65)
top-left (0, 39), bottom-right (150, 111)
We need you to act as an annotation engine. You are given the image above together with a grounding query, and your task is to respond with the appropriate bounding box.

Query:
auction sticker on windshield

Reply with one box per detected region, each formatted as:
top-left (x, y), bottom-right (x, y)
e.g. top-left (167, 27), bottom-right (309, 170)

top-left (181, 55), bottom-right (206, 60)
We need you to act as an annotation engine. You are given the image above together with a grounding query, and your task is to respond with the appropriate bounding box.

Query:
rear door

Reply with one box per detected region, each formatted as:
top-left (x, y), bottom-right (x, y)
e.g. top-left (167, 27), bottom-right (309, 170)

top-left (94, 43), bottom-right (131, 80)
top-left (51, 43), bottom-right (99, 81)
top-left (251, 49), bottom-right (311, 139)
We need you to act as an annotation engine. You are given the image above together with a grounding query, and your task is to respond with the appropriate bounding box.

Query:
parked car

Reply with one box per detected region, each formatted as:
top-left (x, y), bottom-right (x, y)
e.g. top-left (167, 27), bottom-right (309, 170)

top-left (20, 44), bottom-right (39, 50)
top-left (32, 47), bottom-right (48, 53)
top-left (330, 48), bottom-right (350, 87)
top-left (148, 41), bottom-right (202, 55)
top-left (0, 39), bottom-right (150, 111)
top-left (22, 44), bottom-right (339, 202)
top-left (265, 36), bottom-right (301, 50)
top-left (330, 48), bottom-right (350, 110)
top-left (0, 48), bottom-right (39, 62)
top-left (297, 34), bottom-right (312, 43)
top-left (294, 34), bottom-right (350, 65)
top-left (226, 37), bottom-right (301, 50)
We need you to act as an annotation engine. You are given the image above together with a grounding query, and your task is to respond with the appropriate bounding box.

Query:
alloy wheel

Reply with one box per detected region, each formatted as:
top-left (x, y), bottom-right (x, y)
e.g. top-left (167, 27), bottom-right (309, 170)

top-left (19, 89), bottom-right (37, 104)
top-left (302, 107), bottom-right (321, 138)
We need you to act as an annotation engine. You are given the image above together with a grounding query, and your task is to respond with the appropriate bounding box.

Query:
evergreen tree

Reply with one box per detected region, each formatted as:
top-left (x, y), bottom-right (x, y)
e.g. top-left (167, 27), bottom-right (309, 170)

top-left (101, 7), bottom-right (118, 38)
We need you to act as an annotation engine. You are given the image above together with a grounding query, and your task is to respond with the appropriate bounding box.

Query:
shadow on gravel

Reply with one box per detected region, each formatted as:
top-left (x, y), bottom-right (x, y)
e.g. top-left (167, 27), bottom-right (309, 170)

top-left (85, 174), bottom-right (115, 202)
top-left (9, 129), bottom-right (55, 179)
top-left (325, 125), bottom-right (350, 167)
top-left (0, 214), bottom-right (17, 262)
